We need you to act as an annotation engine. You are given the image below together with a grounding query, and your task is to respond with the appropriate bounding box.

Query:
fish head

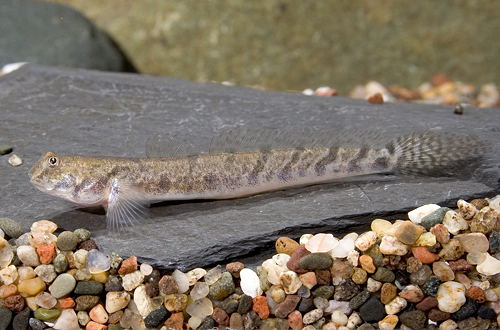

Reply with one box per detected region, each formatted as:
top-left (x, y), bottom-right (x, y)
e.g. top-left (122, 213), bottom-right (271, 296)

top-left (29, 151), bottom-right (108, 207)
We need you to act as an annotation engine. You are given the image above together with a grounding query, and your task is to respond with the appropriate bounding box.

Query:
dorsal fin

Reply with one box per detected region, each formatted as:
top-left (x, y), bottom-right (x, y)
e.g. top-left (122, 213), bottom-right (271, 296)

top-left (146, 134), bottom-right (195, 158)
top-left (146, 129), bottom-right (386, 157)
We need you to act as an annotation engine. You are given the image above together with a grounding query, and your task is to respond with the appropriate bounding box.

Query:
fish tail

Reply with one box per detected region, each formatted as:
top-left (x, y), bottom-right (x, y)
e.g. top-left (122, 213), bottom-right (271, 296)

top-left (387, 131), bottom-right (487, 176)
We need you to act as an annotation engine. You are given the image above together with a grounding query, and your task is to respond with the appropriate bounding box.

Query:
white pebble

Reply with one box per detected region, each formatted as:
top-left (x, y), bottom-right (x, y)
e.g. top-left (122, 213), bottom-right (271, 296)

top-left (186, 268), bottom-right (206, 285)
top-left (0, 244), bottom-right (14, 268)
top-left (485, 289), bottom-right (498, 302)
top-left (185, 297), bottom-right (213, 318)
top-left (262, 258), bottom-right (287, 285)
top-left (17, 245), bottom-right (40, 267)
top-left (330, 237), bottom-right (355, 258)
top-left (346, 250), bottom-right (359, 267)
top-left (331, 310), bottom-right (348, 326)
top-left (280, 270), bottom-right (302, 294)
top-left (477, 253), bottom-right (500, 276)
top-left (204, 265), bottom-right (222, 285)
top-left (487, 195), bottom-right (500, 211)
top-left (442, 210), bottom-right (468, 235)
top-left (408, 204), bottom-right (441, 223)
top-left (105, 291), bottom-right (130, 314)
top-left (53, 308), bottom-right (80, 330)
top-left (324, 300), bottom-right (352, 315)
top-left (0, 265), bottom-right (18, 285)
top-left (303, 308), bottom-right (324, 324)
top-left (190, 281), bottom-right (209, 301)
top-left (367, 278), bottom-right (382, 292)
top-left (73, 249), bottom-right (88, 269)
top-left (305, 233), bottom-right (339, 253)
top-left (134, 285), bottom-right (155, 317)
top-left (355, 231), bottom-right (378, 251)
top-left (121, 270), bottom-right (144, 291)
top-left (85, 249), bottom-right (110, 274)
top-left (300, 233), bottom-right (313, 245)
top-left (347, 312), bottom-right (362, 329)
top-left (8, 154), bottom-right (22, 166)
top-left (272, 253), bottom-right (290, 267)
top-left (385, 296), bottom-right (407, 314)
top-left (379, 235), bottom-right (409, 255)
top-left (239, 268), bottom-right (263, 298)
top-left (172, 269), bottom-right (190, 293)
top-left (436, 281), bottom-right (466, 313)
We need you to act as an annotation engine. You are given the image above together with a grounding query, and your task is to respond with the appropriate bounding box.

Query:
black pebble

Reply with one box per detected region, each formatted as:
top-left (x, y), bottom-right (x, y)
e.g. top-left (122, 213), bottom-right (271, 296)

top-left (489, 230), bottom-right (500, 253)
top-left (144, 306), bottom-right (170, 328)
top-left (478, 306), bottom-right (497, 319)
top-left (399, 310), bottom-right (427, 330)
top-left (359, 297), bottom-right (386, 323)
top-left (452, 298), bottom-right (480, 321)
top-left (298, 297), bottom-right (315, 313)
top-left (0, 307), bottom-right (12, 330)
top-left (73, 280), bottom-right (104, 295)
top-left (145, 269), bottom-right (161, 287)
top-left (12, 307), bottom-right (30, 330)
top-left (349, 290), bottom-right (371, 310)
top-left (422, 277), bottom-right (441, 297)
top-left (28, 318), bottom-right (46, 330)
top-left (105, 275), bottom-right (123, 292)
top-left (237, 294), bottom-right (252, 314)
top-left (394, 269), bottom-right (410, 289)
top-left (198, 316), bottom-right (215, 330)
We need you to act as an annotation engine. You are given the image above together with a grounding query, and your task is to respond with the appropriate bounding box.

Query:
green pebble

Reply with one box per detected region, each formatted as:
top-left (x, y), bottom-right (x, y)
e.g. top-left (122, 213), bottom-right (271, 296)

top-left (421, 207), bottom-right (452, 230)
top-left (74, 228), bottom-right (91, 243)
top-left (209, 272), bottom-right (235, 301)
top-left (372, 267), bottom-right (395, 283)
top-left (56, 231), bottom-right (79, 251)
top-left (256, 266), bottom-right (270, 292)
top-left (0, 145), bottom-right (13, 155)
top-left (311, 285), bottom-right (334, 299)
top-left (363, 243), bottom-right (384, 267)
top-left (299, 252), bottom-right (333, 270)
top-left (53, 253), bottom-right (68, 273)
top-left (34, 308), bottom-right (61, 320)
top-left (0, 217), bottom-right (24, 239)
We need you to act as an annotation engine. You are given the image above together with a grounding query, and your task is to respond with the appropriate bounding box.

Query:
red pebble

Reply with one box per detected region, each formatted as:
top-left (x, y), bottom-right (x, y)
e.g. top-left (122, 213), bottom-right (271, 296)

top-left (118, 256), bottom-right (137, 275)
top-left (367, 92), bottom-right (384, 104)
top-left (428, 308), bottom-right (450, 322)
top-left (164, 312), bottom-right (183, 330)
top-left (36, 243), bottom-right (57, 264)
top-left (251, 296), bottom-right (269, 319)
top-left (412, 246), bottom-right (439, 264)
top-left (430, 224), bottom-right (450, 244)
top-left (287, 245), bottom-right (311, 274)
top-left (467, 286), bottom-right (486, 303)
top-left (288, 310), bottom-right (304, 330)
top-left (432, 73), bottom-right (450, 87)
top-left (212, 307), bottom-right (229, 326)
top-left (416, 296), bottom-right (438, 311)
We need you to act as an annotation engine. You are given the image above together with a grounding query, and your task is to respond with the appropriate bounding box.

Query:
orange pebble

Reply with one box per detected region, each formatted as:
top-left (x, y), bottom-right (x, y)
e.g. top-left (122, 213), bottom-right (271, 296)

top-left (36, 243), bottom-right (57, 264)
top-left (60, 297), bottom-right (75, 308)
top-left (86, 321), bottom-right (107, 330)
top-left (412, 246), bottom-right (439, 264)
top-left (367, 92), bottom-right (384, 104)
top-left (251, 296), bottom-right (269, 319)
top-left (164, 312), bottom-right (183, 330)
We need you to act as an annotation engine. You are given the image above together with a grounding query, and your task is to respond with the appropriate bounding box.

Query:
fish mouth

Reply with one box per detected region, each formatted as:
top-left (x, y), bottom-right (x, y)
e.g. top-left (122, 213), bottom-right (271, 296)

top-left (30, 178), bottom-right (54, 192)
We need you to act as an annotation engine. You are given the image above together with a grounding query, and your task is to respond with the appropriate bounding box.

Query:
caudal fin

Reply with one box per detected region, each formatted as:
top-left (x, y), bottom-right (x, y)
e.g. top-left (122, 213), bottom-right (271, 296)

top-left (387, 131), bottom-right (487, 177)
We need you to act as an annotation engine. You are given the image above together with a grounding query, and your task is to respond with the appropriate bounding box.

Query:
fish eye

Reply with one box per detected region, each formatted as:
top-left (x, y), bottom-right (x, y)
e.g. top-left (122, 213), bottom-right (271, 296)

top-left (47, 156), bottom-right (59, 167)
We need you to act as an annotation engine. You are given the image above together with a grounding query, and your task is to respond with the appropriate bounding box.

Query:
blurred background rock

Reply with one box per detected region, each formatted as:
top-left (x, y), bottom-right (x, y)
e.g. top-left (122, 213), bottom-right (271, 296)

top-left (2, 1), bottom-right (500, 95)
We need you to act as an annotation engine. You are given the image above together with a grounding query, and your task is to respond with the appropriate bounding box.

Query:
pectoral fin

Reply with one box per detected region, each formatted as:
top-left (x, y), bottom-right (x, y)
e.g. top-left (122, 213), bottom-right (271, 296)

top-left (105, 179), bottom-right (150, 230)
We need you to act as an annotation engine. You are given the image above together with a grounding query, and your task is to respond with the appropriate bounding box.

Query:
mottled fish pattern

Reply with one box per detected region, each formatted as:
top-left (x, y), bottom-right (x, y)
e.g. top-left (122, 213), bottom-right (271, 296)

top-left (29, 130), bottom-right (484, 229)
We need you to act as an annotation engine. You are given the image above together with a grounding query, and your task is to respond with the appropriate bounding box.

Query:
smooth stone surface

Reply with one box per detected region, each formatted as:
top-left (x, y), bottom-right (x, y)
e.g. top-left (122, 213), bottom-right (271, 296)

top-left (0, 0), bottom-right (129, 72)
top-left (49, 273), bottom-right (77, 298)
top-left (0, 307), bottom-right (12, 330)
top-left (1, 64), bottom-right (499, 270)
top-left (0, 218), bottom-right (24, 239)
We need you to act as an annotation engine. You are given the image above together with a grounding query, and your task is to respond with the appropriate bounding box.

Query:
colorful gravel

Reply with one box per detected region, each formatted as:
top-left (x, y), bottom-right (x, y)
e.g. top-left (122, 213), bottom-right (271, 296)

top-left (1, 195), bottom-right (500, 329)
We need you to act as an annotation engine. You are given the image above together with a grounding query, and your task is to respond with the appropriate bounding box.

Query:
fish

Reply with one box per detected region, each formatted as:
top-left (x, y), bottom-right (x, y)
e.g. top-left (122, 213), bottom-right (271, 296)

top-left (29, 129), bottom-right (485, 230)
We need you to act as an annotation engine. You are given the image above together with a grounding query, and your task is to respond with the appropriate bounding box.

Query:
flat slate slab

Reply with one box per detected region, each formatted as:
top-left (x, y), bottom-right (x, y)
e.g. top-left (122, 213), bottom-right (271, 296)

top-left (1, 64), bottom-right (499, 271)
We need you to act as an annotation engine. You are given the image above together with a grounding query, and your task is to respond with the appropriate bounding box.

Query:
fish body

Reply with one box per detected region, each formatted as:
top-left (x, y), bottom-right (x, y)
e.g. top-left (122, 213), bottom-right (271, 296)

top-left (29, 130), bottom-right (484, 229)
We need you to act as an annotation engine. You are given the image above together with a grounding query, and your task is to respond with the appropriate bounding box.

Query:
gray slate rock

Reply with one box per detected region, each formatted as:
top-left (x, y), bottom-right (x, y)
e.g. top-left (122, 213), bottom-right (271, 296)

top-left (0, 0), bottom-right (130, 72)
top-left (0, 64), bottom-right (499, 271)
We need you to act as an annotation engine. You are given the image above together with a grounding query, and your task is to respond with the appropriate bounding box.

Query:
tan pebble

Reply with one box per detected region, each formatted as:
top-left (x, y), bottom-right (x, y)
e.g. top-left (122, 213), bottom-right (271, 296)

top-left (276, 237), bottom-right (300, 255)
top-left (280, 270), bottom-right (302, 294)
top-left (367, 278), bottom-right (382, 292)
top-left (8, 154), bottom-right (22, 166)
top-left (433, 261), bottom-right (455, 282)
top-left (406, 257), bottom-right (423, 273)
top-left (378, 314), bottom-right (398, 330)
top-left (455, 273), bottom-right (472, 290)
top-left (394, 221), bottom-right (423, 245)
top-left (17, 277), bottom-right (46, 297)
top-left (455, 233), bottom-right (489, 253)
top-left (359, 255), bottom-right (376, 274)
top-left (352, 267), bottom-right (368, 284)
top-left (270, 286), bottom-right (286, 303)
top-left (438, 239), bottom-right (464, 260)
top-left (470, 198), bottom-right (490, 211)
top-left (398, 285), bottom-right (424, 303)
top-left (470, 207), bottom-right (500, 234)
top-left (381, 283), bottom-right (398, 304)
top-left (430, 224), bottom-right (450, 244)
top-left (442, 210), bottom-right (468, 235)
top-left (440, 319), bottom-right (458, 330)
top-left (371, 219), bottom-right (392, 235)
